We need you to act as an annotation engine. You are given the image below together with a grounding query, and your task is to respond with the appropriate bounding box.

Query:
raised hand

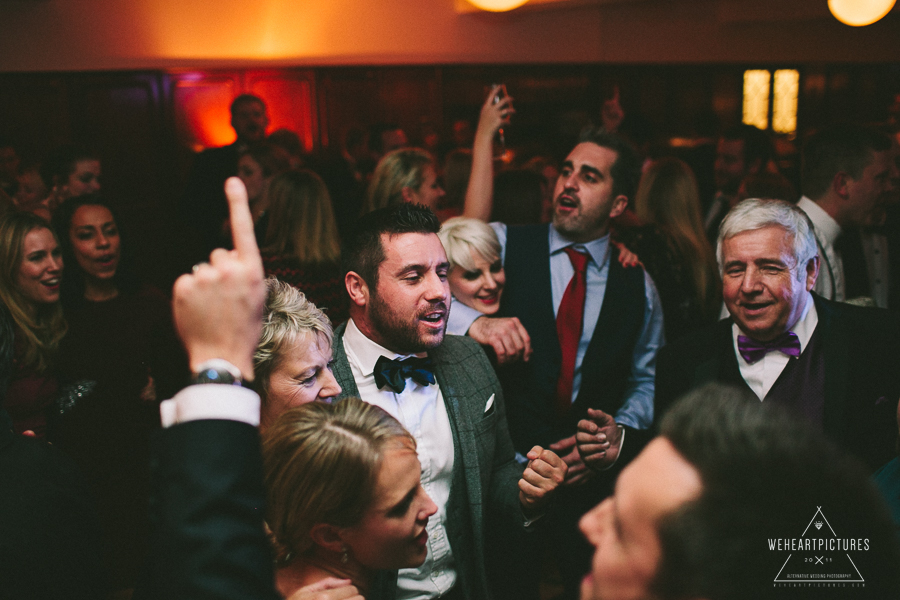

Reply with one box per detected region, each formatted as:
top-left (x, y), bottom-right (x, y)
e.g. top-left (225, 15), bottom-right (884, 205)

top-left (476, 85), bottom-right (515, 142)
top-left (172, 177), bottom-right (266, 380)
top-left (464, 86), bottom-right (516, 221)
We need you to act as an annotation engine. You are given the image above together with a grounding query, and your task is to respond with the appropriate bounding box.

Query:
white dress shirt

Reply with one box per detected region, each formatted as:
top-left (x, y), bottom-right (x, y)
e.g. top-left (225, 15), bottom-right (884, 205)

top-left (798, 196), bottom-right (844, 301)
top-left (732, 295), bottom-right (818, 400)
top-left (342, 319), bottom-right (457, 600)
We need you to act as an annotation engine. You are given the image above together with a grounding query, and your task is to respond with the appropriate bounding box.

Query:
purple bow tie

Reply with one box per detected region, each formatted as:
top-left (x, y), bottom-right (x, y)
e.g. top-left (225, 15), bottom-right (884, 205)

top-left (737, 332), bottom-right (801, 364)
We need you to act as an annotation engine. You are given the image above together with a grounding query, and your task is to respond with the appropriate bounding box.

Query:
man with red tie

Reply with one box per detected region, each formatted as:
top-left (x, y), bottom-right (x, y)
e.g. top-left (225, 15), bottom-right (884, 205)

top-left (456, 128), bottom-right (665, 599)
top-left (651, 198), bottom-right (900, 472)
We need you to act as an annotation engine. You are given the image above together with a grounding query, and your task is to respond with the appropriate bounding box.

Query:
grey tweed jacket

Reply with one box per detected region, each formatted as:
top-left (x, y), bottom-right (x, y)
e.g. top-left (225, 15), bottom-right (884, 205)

top-left (331, 322), bottom-right (525, 600)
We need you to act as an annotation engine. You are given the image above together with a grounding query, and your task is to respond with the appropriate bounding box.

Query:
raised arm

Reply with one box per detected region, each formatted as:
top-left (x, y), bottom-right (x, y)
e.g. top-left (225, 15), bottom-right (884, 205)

top-left (462, 86), bottom-right (514, 222)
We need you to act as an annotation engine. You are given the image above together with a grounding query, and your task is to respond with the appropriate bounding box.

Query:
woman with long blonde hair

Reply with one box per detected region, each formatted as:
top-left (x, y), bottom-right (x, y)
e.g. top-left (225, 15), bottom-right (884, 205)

top-left (262, 169), bottom-right (347, 324)
top-left (620, 157), bottom-right (720, 341)
top-left (0, 211), bottom-right (66, 436)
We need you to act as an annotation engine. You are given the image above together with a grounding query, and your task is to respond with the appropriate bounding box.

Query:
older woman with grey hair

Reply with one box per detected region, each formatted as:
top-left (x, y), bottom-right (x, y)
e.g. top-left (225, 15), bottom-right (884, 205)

top-left (254, 278), bottom-right (341, 431)
top-left (438, 217), bottom-right (509, 336)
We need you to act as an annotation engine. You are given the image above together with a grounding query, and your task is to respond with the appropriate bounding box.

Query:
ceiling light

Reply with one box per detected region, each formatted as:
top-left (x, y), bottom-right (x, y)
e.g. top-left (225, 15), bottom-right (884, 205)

top-left (828, 0), bottom-right (895, 26)
top-left (466, 0), bottom-right (530, 12)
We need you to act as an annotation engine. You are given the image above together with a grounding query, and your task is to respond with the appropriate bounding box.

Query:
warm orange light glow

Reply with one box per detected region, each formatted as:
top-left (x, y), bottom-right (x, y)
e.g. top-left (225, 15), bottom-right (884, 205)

top-left (174, 78), bottom-right (239, 150)
top-left (828, 0), bottom-right (896, 26)
top-left (772, 70), bottom-right (799, 135)
top-left (466, 0), bottom-right (529, 12)
top-left (743, 70), bottom-right (770, 131)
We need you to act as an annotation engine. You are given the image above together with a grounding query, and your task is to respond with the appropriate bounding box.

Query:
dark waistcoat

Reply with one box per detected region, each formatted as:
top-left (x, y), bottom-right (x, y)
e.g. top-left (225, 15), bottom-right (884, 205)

top-left (722, 328), bottom-right (827, 429)
top-left (497, 224), bottom-right (646, 452)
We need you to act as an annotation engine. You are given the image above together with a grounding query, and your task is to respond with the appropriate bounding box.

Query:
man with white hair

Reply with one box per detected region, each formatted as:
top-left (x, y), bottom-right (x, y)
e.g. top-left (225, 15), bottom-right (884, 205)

top-left (651, 198), bottom-right (900, 471)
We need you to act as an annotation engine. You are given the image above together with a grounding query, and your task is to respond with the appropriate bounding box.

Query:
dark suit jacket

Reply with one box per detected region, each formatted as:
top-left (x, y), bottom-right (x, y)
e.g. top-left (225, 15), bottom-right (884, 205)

top-left (140, 419), bottom-right (279, 600)
top-left (331, 323), bottom-right (525, 600)
top-left (655, 294), bottom-right (900, 470)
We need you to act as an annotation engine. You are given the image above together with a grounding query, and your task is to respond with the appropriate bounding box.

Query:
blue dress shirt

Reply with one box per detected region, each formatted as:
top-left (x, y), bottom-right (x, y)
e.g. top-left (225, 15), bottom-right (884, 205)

top-left (447, 223), bottom-right (665, 430)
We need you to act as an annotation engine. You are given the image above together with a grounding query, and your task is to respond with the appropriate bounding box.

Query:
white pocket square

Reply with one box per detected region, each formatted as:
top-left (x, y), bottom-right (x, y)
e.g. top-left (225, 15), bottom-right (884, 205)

top-left (485, 394), bottom-right (495, 413)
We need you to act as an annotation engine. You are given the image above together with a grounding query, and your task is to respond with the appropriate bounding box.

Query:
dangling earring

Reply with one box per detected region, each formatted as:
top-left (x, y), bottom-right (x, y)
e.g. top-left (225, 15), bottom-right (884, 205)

top-left (341, 545), bottom-right (349, 564)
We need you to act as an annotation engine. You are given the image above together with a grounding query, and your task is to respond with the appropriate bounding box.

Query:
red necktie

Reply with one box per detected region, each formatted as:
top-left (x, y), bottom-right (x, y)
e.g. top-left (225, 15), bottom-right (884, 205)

top-left (555, 247), bottom-right (589, 415)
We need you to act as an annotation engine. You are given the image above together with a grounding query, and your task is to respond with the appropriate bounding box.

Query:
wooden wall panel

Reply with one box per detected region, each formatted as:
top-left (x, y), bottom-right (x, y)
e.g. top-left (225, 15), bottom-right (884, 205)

top-left (71, 74), bottom-right (166, 209)
top-left (317, 69), bottom-right (381, 149)
top-left (0, 76), bottom-right (71, 160)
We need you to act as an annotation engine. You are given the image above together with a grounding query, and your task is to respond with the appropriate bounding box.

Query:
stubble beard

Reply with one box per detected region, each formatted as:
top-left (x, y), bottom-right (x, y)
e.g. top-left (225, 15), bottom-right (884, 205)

top-left (368, 291), bottom-right (445, 355)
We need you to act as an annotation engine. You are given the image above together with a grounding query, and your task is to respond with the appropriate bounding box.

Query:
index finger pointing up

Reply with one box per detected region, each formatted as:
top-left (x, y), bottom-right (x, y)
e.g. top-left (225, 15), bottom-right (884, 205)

top-left (224, 177), bottom-right (261, 264)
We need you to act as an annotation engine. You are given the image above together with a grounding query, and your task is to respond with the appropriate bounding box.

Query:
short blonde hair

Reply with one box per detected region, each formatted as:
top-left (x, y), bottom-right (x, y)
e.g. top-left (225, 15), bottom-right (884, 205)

top-left (262, 398), bottom-right (416, 563)
top-left (363, 148), bottom-right (434, 215)
top-left (254, 278), bottom-right (334, 403)
top-left (438, 217), bottom-right (501, 272)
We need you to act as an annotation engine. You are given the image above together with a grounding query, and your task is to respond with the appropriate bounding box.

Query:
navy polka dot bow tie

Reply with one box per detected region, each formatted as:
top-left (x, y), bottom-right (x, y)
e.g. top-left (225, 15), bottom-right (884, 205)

top-left (373, 355), bottom-right (436, 393)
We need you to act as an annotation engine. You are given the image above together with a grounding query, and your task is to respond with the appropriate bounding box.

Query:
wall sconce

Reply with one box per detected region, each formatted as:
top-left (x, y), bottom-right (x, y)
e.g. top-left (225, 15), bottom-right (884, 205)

top-left (828, 0), bottom-right (895, 26)
top-left (466, 0), bottom-right (530, 12)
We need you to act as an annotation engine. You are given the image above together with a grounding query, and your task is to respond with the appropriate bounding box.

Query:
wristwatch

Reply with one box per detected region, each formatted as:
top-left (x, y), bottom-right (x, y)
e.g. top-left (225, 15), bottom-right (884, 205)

top-left (191, 359), bottom-right (245, 387)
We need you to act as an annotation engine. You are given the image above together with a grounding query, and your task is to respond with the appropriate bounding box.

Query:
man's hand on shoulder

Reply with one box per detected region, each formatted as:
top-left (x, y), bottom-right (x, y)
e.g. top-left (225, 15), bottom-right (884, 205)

top-left (576, 408), bottom-right (623, 472)
top-left (467, 315), bottom-right (532, 364)
top-left (518, 445), bottom-right (566, 519)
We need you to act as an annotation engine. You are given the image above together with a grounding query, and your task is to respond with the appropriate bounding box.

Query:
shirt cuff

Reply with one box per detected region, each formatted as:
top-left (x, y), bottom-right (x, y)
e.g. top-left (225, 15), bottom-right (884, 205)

top-left (523, 513), bottom-right (544, 528)
top-left (160, 384), bottom-right (261, 428)
top-left (447, 300), bottom-right (484, 336)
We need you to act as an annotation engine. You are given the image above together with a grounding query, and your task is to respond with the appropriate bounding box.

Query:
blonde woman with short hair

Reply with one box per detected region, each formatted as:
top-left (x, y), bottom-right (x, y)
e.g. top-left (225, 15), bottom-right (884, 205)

top-left (254, 278), bottom-right (341, 431)
top-left (438, 217), bottom-right (507, 334)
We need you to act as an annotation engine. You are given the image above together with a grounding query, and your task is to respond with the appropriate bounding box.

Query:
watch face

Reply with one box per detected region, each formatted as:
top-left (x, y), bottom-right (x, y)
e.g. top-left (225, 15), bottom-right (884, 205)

top-left (193, 367), bottom-right (239, 386)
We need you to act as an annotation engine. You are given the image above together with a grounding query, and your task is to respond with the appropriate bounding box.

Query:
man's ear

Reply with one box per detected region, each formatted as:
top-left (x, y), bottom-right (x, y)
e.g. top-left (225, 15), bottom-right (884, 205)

top-left (309, 523), bottom-right (346, 554)
top-left (804, 256), bottom-right (820, 292)
top-left (609, 195), bottom-right (629, 219)
top-left (345, 271), bottom-right (369, 308)
top-left (832, 172), bottom-right (851, 199)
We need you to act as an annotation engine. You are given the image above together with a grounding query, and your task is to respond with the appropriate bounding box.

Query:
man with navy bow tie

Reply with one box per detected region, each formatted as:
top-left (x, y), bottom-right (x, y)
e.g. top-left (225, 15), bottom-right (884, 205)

top-left (653, 198), bottom-right (900, 471)
top-left (331, 202), bottom-right (566, 600)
